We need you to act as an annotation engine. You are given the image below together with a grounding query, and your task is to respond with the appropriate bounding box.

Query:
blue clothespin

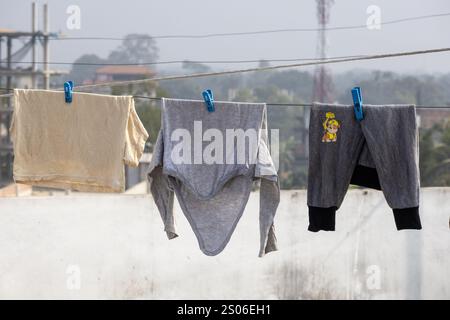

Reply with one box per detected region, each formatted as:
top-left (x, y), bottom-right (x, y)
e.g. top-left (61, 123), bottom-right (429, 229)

top-left (351, 86), bottom-right (363, 121)
top-left (202, 89), bottom-right (215, 112)
top-left (64, 81), bottom-right (74, 103)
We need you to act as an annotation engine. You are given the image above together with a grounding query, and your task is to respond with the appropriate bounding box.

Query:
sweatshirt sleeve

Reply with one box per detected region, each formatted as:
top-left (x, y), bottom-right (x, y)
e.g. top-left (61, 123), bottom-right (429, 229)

top-left (259, 178), bottom-right (280, 257)
top-left (255, 105), bottom-right (280, 257)
top-left (147, 129), bottom-right (177, 239)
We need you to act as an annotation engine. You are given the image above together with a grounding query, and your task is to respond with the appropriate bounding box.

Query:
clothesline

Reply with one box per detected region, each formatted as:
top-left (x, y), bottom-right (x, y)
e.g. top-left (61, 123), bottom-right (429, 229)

top-left (131, 96), bottom-right (450, 109)
top-left (0, 92), bottom-right (448, 109)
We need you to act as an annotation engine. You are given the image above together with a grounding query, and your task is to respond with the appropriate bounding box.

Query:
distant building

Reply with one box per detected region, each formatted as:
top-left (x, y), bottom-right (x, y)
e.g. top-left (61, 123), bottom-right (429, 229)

top-left (82, 65), bottom-right (156, 96)
top-left (94, 65), bottom-right (155, 83)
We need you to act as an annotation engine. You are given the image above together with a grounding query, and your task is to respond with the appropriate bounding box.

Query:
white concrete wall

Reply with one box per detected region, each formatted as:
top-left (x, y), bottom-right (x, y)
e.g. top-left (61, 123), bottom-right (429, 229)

top-left (0, 188), bottom-right (449, 299)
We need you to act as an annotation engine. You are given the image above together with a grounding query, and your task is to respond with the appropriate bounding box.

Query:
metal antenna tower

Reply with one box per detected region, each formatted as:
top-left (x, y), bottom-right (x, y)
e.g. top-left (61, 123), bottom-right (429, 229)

top-left (313, 0), bottom-right (334, 103)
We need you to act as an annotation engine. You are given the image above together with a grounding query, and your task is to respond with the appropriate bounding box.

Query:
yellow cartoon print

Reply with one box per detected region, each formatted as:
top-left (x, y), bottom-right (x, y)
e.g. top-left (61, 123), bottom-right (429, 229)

top-left (321, 112), bottom-right (340, 143)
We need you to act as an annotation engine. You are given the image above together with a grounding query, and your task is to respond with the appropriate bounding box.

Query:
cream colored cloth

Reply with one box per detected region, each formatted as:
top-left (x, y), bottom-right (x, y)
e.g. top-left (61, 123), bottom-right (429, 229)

top-left (10, 89), bottom-right (149, 193)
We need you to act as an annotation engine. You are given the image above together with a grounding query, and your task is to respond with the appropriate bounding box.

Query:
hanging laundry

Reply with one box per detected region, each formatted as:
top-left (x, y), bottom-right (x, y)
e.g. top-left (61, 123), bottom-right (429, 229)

top-left (10, 89), bottom-right (148, 193)
top-left (147, 98), bottom-right (279, 257)
top-left (307, 103), bottom-right (422, 231)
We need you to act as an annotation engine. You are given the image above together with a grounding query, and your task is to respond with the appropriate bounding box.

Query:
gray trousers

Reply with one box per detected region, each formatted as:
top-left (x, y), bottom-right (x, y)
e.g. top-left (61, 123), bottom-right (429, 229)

top-left (307, 103), bottom-right (422, 231)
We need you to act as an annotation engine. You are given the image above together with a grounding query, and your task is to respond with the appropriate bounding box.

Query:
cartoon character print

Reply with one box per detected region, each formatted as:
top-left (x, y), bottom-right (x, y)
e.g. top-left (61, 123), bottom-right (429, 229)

top-left (321, 112), bottom-right (340, 143)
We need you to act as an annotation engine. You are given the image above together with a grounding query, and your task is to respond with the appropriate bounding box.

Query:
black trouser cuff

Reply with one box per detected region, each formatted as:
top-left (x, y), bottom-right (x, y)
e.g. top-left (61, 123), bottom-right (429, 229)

top-left (393, 206), bottom-right (422, 230)
top-left (308, 206), bottom-right (337, 232)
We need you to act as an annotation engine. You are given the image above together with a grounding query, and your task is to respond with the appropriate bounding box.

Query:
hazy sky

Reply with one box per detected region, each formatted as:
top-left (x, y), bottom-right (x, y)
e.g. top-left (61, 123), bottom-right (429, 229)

top-left (1, 0), bottom-right (450, 74)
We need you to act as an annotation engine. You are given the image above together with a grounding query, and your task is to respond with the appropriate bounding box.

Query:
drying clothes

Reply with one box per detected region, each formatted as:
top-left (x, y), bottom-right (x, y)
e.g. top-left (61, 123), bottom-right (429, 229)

top-left (148, 98), bottom-right (279, 257)
top-left (307, 103), bottom-right (422, 231)
top-left (10, 89), bottom-right (148, 193)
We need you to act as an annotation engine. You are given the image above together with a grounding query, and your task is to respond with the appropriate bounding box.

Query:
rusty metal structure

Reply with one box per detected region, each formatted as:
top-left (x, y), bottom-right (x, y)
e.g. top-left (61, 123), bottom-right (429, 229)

top-left (0, 3), bottom-right (61, 186)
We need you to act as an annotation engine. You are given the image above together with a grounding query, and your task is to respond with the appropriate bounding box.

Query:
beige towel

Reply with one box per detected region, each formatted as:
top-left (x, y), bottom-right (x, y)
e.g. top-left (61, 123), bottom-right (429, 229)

top-left (10, 89), bottom-right (149, 193)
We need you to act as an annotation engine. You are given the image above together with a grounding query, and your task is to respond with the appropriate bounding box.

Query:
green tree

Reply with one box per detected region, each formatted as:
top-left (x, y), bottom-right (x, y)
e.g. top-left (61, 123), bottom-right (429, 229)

top-left (258, 60), bottom-right (270, 68)
top-left (278, 136), bottom-right (308, 189)
top-left (134, 86), bottom-right (171, 147)
top-left (108, 34), bottom-right (159, 64)
top-left (182, 61), bottom-right (211, 73)
top-left (420, 121), bottom-right (450, 186)
top-left (232, 88), bottom-right (257, 102)
top-left (67, 54), bottom-right (105, 84)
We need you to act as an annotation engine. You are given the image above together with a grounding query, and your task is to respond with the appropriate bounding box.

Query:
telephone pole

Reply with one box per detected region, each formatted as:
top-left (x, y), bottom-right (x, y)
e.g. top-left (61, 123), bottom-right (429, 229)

top-left (43, 2), bottom-right (50, 89)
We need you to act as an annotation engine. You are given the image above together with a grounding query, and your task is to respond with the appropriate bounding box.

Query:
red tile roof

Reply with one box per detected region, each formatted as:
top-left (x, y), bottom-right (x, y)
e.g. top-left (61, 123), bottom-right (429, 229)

top-left (95, 66), bottom-right (154, 75)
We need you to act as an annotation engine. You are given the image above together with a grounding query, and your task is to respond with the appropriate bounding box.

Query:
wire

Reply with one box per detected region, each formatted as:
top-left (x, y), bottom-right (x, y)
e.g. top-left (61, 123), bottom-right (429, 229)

top-left (7, 55), bottom-right (367, 66)
top-left (1, 92), bottom-right (449, 109)
top-left (131, 96), bottom-right (450, 109)
top-left (72, 47), bottom-right (450, 90)
top-left (44, 12), bottom-right (450, 40)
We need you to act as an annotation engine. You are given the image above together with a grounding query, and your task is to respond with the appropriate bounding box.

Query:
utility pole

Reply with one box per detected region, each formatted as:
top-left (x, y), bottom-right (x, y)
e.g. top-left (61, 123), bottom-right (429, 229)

top-left (6, 37), bottom-right (12, 139)
top-left (43, 3), bottom-right (49, 89)
top-left (2, 37), bottom-right (13, 181)
top-left (313, 0), bottom-right (334, 103)
top-left (0, 37), bottom-right (2, 89)
top-left (32, 2), bottom-right (38, 88)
